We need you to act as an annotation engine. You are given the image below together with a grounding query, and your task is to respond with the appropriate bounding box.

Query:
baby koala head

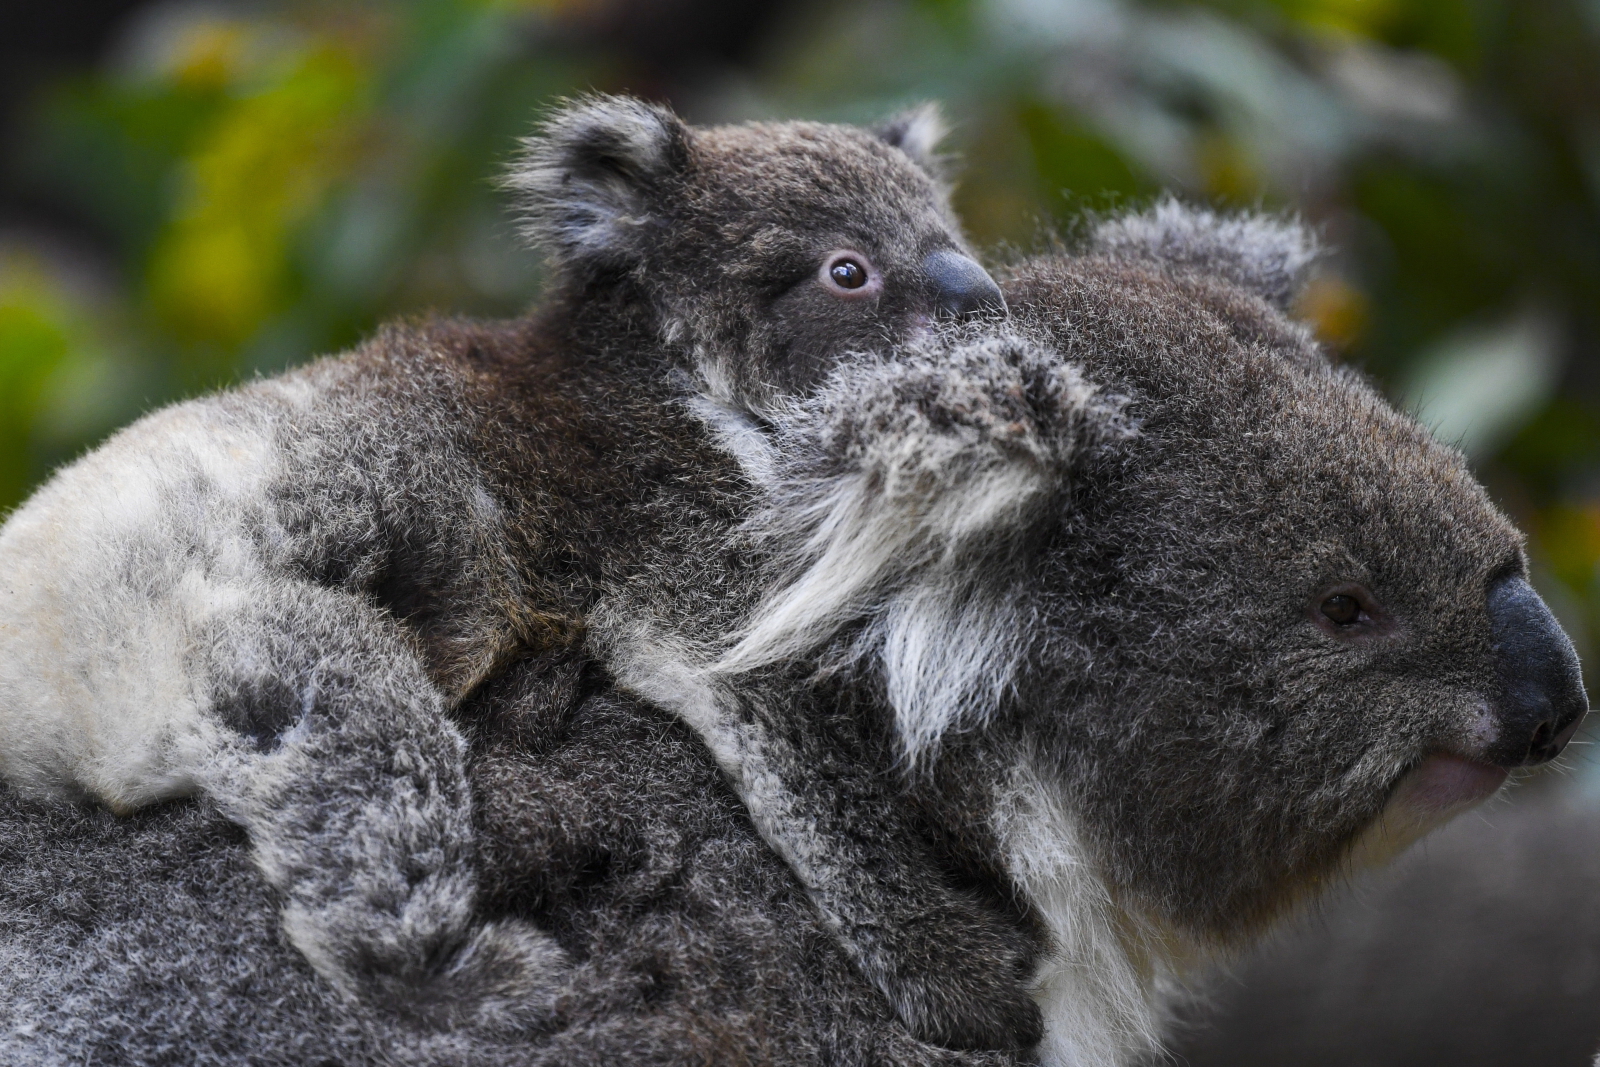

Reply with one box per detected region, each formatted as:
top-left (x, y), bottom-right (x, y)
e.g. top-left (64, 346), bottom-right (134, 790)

top-left (508, 95), bottom-right (1005, 411)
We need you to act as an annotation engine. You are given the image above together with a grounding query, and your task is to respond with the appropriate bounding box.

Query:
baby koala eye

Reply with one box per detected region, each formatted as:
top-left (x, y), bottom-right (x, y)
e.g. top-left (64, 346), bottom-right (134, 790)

top-left (819, 251), bottom-right (880, 297)
top-left (1320, 594), bottom-right (1360, 625)
top-left (830, 259), bottom-right (867, 289)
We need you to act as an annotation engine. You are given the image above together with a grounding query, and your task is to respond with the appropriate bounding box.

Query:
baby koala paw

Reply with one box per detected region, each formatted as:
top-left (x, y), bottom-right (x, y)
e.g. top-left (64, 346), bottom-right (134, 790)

top-left (852, 898), bottom-right (1043, 1051)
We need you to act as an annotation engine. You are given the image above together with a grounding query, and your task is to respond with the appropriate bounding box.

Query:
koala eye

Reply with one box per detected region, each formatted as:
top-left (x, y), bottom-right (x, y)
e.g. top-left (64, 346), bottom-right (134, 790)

top-left (819, 251), bottom-right (880, 298)
top-left (1310, 583), bottom-right (1395, 640)
top-left (831, 259), bottom-right (867, 288)
top-left (1320, 595), bottom-right (1360, 625)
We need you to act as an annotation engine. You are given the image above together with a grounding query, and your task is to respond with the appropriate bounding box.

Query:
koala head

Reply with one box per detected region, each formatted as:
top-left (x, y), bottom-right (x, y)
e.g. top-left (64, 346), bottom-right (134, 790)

top-left (1007, 254), bottom-right (1586, 944)
top-left (713, 201), bottom-right (1586, 951)
top-left (507, 95), bottom-right (1005, 410)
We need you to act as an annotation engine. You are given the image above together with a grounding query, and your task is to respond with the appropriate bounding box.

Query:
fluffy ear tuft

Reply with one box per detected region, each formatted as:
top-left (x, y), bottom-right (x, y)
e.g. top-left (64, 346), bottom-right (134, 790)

top-left (710, 329), bottom-right (1131, 759)
top-left (1092, 197), bottom-right (1321, 312)
top-left (506, 95), bottom-right (692, 273)
top-left (874, 103), bottom-right (950, 179)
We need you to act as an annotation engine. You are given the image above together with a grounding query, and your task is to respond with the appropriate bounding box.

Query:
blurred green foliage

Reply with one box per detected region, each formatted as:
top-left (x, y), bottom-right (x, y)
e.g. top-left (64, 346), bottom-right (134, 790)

top-left (5, 0), bottom-right (1600, 699)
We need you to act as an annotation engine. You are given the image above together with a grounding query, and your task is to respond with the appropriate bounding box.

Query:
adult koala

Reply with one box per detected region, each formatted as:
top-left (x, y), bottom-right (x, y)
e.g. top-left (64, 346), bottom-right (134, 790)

top-left (586, 203), bottom-right (1587, 1063)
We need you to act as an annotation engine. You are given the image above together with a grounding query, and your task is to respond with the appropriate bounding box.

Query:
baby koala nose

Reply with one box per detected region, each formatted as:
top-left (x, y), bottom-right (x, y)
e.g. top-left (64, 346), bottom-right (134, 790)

top-left (924, 250), bottom-right (1007, 320)
top-left (1486, 575), bottom-right (1588, 766)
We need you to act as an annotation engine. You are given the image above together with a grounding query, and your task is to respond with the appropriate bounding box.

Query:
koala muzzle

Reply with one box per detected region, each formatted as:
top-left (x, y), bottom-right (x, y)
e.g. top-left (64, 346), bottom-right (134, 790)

top-left (1486, 575), bottom-right (1588, 766)
top-left (924, 250), bottom-right (1007, 319)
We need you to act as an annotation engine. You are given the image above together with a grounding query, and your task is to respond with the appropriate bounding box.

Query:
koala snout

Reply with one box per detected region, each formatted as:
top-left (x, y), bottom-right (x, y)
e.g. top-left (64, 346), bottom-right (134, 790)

top-left (923, 250), bottom-right (1006, 320)
top-left (1485, 575), bottom-right (1588, 766)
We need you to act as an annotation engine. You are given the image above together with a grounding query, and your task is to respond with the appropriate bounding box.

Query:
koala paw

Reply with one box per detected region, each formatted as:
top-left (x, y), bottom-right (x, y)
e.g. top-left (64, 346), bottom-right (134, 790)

top-left (853, 902), bottom-right (1043, 1051)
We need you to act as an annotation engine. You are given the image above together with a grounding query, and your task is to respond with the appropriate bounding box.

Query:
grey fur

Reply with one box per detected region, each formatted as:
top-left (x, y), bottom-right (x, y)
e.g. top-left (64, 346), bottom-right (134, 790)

top-left (603, 226), bottom-right (1576, 1062)
top-left (715, 330), bottom-right (1132, 755)
top-left (0, 676), bottom-right (1024, 1067)
top-left (0, 792), bottom-right (376, 1067)
top-left (198, 583), bottom-right (568, 1038)
top-left (504, 95), bottom-right (983, 410)
top-left (872, 104), bottom-right (951, 181)
top-left (0, 95), bottom-right (1583, 1065)
top-left (1091, 194), bottom-right (1321, 311)
top-left (508, 95), bottom-right (692, 271)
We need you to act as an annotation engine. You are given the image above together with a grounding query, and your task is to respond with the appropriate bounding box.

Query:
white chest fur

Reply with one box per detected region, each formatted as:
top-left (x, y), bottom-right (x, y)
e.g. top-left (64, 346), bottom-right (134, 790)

top-left (992, 760), bottom-right (1186, 1067)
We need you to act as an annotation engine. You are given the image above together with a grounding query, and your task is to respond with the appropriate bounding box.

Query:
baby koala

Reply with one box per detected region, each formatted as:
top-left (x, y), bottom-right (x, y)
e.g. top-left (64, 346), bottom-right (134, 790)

top-left (0, 96), bottom-right (1033, 1050)
top-left (0, 94), bottom-right (1001, 808)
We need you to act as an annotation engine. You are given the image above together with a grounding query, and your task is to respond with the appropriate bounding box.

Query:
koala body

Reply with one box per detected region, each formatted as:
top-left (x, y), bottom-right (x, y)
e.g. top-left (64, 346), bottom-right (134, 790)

top-left (0, 96), bottom-right (991, 811)
top-left (0, 95), bottom-right (1586, 1065)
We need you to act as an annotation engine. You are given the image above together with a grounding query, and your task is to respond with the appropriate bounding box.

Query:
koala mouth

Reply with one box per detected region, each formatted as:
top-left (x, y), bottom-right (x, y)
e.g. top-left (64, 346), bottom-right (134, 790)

top-left (1345, 754), bottom-right (1507, 872)
top-left (1388, 753), bottom-right (1508, 820)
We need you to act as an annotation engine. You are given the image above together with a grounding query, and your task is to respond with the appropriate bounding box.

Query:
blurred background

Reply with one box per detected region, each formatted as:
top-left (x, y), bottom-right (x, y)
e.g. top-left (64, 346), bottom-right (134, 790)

top-left (3, 1), bottom-right (1600, 1061)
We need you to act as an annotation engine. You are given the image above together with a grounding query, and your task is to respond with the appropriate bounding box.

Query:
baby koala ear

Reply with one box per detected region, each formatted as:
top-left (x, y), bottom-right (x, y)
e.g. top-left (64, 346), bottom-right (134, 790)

top-left (873, 103), bottom-right (950, 180)
top-left (507, 94), bottom-right (692, 273)
top-left (1092, 196), bottom-right (1321, 313)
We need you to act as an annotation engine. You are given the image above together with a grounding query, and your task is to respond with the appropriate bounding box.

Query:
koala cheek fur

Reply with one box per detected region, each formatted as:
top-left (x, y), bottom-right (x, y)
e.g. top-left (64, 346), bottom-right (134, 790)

top-left (707, 332), bottom-right (1132, 758)
top-left (990, 755), bottom-right (1179, 1066)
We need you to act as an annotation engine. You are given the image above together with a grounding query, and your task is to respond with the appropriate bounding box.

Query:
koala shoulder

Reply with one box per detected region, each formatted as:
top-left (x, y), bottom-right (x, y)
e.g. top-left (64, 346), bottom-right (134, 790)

top-left (1088, 196), bottom-right (1321, 313)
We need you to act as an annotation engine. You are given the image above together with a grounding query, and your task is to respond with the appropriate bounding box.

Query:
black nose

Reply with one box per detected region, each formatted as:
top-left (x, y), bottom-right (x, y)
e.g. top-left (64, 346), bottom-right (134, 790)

top-left (924, 250), bottom-right (1007, 320)
top-left (1487, 575), bottom-right (1588, 766)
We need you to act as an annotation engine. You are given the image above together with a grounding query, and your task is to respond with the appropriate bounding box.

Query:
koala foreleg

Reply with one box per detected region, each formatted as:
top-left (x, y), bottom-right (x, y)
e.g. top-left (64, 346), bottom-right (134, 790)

top-left (604, 627), bottom-right (1043, 1052)
top-left (1, 431), bottom-right (571, 1045)
top-left (195, 579), bottom-right (570, 1039)
top-left (738, 710), bottom-right (1043, 1052)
